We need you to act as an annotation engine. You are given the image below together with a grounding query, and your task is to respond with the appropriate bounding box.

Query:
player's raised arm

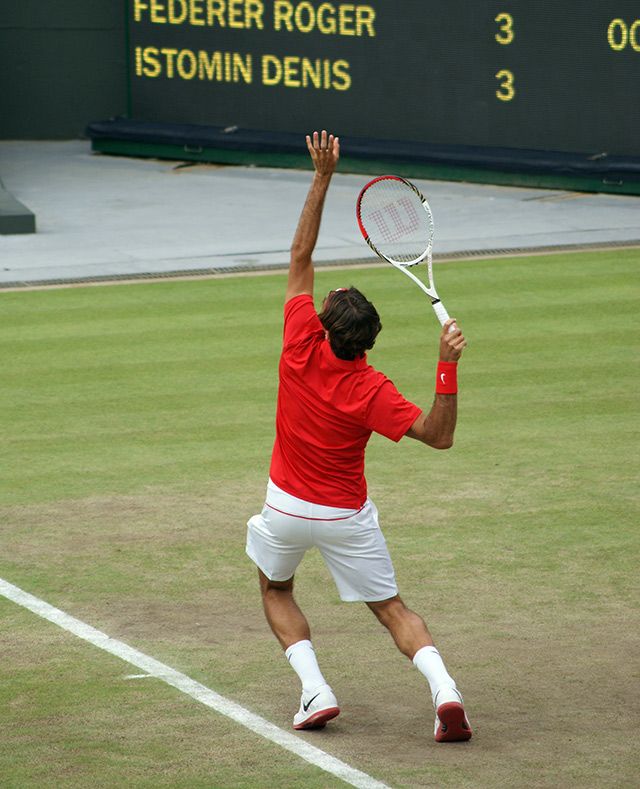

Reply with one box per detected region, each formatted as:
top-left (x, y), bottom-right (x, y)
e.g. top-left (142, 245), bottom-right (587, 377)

top-left (285, 130), bottom-right (340, 303)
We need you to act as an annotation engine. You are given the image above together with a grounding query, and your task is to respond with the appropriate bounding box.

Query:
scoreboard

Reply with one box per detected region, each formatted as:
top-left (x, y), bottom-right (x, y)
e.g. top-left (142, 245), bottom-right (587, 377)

top-left (127, 1), bottom-right (640, 157)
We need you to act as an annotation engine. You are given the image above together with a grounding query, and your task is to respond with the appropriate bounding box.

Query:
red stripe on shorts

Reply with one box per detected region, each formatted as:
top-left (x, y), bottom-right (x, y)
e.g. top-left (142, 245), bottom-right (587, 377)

top-left (265, 501), bottom-right (366, 522)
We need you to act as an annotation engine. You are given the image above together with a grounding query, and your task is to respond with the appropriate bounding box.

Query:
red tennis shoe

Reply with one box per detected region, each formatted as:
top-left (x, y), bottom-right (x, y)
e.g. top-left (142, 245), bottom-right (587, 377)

top-left (433, 686), bottom-right (472, 742)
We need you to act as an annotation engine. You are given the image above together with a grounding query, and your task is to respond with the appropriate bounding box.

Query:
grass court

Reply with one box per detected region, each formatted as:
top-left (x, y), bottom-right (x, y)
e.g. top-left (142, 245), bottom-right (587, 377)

top-left (0, 248), bottom-right (638, 787)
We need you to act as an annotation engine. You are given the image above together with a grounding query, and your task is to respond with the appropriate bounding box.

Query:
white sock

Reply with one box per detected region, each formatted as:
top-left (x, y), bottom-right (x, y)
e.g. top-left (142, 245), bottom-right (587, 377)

top-left (412, 646), bottom-right (457, 700)
top-left (285, 639), bottom-right (328, 696)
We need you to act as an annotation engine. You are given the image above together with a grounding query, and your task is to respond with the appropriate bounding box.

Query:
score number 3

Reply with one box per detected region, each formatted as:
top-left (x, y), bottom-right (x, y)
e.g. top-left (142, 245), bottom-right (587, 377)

top-left (496, 69), bottom-right (515, 101)
top-left (495, 13), bottom-right (515, 101)
top-left (495, 12), bottom-right (514, 44)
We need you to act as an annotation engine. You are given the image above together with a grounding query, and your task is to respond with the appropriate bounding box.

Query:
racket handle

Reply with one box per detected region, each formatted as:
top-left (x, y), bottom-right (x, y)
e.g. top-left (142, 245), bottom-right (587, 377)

top-left (431, 300), bottom-right (454, 330)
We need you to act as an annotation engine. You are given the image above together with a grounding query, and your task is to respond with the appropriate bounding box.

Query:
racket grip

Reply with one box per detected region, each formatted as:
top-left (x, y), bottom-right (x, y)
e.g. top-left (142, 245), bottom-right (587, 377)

top-left (431, 300), bottom-right (453, 330)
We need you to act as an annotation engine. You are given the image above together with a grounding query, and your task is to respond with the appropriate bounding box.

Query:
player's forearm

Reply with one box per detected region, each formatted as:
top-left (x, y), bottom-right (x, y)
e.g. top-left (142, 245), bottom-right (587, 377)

top-left (290, 173), bottom-right (332, 266)
top-left (421, 393), bottom-right (457, 449)
top-left (405, 391), bottom-right (457, 448)
top-left (425, 394), bottom-right (458, 449)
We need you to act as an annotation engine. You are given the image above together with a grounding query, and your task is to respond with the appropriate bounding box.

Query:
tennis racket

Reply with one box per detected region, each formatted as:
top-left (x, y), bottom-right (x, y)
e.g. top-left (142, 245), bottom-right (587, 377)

top-left (356, 175), bottom-right (451, 328)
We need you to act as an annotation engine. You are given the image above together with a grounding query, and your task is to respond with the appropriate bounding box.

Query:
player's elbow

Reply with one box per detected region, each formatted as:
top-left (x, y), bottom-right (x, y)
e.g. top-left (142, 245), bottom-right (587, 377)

top-left (428, 435), bottom-right (454, 450)
top-left (290, 243), bottom-right (312, 267)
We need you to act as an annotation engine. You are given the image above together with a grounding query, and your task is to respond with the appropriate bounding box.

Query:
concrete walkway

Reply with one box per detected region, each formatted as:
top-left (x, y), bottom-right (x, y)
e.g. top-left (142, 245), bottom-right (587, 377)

top-left (1, 140), bottom-right (638, 287)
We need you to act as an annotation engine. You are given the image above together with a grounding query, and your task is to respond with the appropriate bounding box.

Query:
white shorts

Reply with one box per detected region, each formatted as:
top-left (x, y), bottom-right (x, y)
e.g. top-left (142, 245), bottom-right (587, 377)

top-left (246, 480), bottom-right (398, 602)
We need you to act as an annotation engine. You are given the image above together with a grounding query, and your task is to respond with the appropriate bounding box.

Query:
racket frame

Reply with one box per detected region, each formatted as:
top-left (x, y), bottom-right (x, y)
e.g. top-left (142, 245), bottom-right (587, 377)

top-left (356, 175), bottom-right (451, 327)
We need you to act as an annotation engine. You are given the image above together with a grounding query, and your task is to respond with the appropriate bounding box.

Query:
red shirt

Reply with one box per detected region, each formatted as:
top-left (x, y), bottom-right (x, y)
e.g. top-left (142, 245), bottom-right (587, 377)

top-left (269, 295), bottom-right (422, 508)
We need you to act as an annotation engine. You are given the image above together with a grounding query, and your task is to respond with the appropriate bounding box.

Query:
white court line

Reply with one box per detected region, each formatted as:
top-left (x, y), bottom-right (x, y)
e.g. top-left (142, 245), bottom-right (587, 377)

top-left (0, 577), bottom-right (391, 789)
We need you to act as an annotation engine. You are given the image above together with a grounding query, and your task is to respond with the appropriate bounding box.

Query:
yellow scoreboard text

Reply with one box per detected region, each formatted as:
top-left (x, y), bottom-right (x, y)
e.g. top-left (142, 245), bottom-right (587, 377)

top-left (133, 0), bottom-right (376, 36)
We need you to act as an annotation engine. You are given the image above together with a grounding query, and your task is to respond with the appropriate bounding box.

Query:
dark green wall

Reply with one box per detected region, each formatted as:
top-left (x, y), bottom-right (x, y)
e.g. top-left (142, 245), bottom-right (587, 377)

top-left (0, 0), bottom-right (128, 139)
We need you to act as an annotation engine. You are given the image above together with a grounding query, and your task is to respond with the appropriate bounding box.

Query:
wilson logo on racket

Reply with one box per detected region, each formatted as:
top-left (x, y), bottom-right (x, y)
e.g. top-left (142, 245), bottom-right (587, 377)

top-left (370, 197), bottom-right (420, 243)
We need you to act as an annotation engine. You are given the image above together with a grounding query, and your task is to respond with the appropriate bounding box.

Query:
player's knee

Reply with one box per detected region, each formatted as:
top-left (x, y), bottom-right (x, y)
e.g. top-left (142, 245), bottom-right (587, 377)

top-left (259, 569), bottom-right (295, 596)
top-left (367, 595), bottom-right (407, 626)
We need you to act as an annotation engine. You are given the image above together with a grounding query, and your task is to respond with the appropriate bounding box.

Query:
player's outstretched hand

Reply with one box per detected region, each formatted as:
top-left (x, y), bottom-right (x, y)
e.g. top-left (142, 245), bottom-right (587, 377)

top-left (306, 130), bottom-right (340, 178)
top-left (439, 318), bottom-right (466, 362)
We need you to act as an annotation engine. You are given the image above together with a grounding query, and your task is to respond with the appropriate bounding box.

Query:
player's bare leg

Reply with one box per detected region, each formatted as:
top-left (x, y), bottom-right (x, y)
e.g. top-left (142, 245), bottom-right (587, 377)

top-left (258, 569), bottom-right (310, 650)
top-left (258, 569), bottom-right (339, 729)
top-left (367, 595), bottom-right (471, 741)
top-left (366, 595), bottom-right (433, 656)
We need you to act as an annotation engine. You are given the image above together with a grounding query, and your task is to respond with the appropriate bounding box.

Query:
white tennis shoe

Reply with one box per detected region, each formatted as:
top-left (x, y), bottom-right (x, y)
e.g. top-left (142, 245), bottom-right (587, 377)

top-left (293, 684), bottom-right (340, 730)
top-left (433, 685), bottom-right (472, 742)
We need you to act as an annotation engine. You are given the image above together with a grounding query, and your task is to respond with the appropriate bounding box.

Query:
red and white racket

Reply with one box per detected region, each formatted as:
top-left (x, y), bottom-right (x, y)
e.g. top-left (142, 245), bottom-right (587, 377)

top-left (356, 175), bottom-right (451, 328)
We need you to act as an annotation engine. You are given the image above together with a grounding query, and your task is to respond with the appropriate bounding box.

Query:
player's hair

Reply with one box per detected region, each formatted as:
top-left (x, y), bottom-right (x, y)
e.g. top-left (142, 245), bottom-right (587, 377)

top-left (318, 287), bottom-right (382, 360)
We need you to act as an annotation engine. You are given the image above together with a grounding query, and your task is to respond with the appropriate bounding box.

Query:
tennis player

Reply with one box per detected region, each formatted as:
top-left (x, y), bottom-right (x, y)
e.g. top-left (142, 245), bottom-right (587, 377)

top-left (246, 130), bottom-right (471, 742)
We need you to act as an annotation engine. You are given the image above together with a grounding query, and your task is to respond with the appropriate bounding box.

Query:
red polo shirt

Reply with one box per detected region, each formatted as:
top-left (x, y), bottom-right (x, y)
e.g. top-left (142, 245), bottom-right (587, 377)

top-left (269, 295), bottom-right (421, 508)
